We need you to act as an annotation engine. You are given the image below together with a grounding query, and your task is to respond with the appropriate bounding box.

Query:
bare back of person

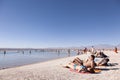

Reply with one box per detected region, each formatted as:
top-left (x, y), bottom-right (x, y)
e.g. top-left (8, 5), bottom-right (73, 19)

top-left (83, 60), bottom-right (95, 68)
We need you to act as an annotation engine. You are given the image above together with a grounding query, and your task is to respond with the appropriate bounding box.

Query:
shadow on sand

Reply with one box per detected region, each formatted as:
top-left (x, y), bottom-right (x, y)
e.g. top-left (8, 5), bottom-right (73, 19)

top-left (107, 63), bottom-right (118, 66)
top-left (98, 63), bottom-right (119, 71)
top-left (99, 68), bottom-right (119, 71)
top-left (99, 63), bottom-right (120, 71)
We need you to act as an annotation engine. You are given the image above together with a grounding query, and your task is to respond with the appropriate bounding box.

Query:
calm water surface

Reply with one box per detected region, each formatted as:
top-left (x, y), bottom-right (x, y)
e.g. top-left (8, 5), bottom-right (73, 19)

top-left (0, 50), bottom-right (77, 69)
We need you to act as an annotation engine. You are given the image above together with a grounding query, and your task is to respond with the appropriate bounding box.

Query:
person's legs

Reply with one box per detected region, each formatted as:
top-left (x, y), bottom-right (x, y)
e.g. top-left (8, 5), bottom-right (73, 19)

top-left (65, 63), bottom-right (76, 69)
top-left (97, 58), bottom-right (104, 66)
top-left (66, 63), bottom-right (82, 71)
top-left (76, 57), bottom-right (83, 63)
top-left (97, 58), bottom-right (109, 66)
top-left (72, 57), bottom-right (83, 65)
top-left (65, 62), bottom-right (88, 72)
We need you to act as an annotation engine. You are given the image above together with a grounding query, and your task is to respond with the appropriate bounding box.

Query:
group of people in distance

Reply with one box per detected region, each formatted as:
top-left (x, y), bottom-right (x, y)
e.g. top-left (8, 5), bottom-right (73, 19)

top-left (65, 47), bottom-right (110, 73)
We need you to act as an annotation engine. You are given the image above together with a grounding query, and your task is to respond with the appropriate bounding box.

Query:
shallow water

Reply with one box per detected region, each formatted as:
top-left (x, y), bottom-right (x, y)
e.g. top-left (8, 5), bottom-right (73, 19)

top-left (0, 50), bottom-right (77, 69)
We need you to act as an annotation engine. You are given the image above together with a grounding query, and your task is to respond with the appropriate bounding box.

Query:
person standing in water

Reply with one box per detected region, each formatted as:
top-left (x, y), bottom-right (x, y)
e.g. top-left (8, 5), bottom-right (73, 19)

top-left (68, 49), bottom-right (71, 56)
top-left (77, 49), bottom-right (80, 55)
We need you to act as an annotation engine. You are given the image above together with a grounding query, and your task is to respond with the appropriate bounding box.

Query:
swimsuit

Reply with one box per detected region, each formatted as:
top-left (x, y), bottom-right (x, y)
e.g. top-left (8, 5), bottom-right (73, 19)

top-left (73, 64), bottom-right (86, 70)
top-left (74, 64), bottom-right (77, 70)
top-left (80, 65), bottom-right (86, 69)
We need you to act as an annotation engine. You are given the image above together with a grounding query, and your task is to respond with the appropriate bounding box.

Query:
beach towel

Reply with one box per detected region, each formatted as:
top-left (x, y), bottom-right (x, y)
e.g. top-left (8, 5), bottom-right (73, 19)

top-left (70, 68), bottom-right (101, 74)
top-left (70, 69), bottom-right (91, 74)
top-left (94, 68), bottom-right (101, 73)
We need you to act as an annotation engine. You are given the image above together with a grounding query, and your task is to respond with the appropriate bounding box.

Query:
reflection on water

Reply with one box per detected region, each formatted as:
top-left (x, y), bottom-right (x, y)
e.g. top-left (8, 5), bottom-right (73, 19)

top-left (0, 50), bottom-right (77, 69)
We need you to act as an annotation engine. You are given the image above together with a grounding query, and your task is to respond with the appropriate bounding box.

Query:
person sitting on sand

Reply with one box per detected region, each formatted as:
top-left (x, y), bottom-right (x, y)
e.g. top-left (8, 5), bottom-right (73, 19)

top-left (94, 52), bottom-right (109, 66)
top-left (83, 55), bottom-right (96, 72)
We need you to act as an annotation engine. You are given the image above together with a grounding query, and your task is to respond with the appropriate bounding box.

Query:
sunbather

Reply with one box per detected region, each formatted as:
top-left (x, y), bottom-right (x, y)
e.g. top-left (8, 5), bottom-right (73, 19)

top-left (66, 62), bottom-right (88, 72)
top-left (95, 58), bottom-right (109, 66)
top-left (73, 55), bottom-right (96, 67)
top-left (83, 55), bottom-right (96, 72)
top-left (65, 55), bottom-right (96, 73)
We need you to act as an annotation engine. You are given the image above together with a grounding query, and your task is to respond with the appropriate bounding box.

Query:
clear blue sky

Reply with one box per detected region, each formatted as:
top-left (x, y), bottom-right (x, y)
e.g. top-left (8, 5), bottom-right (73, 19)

top-left (0, 0), bottom-right (120, 48)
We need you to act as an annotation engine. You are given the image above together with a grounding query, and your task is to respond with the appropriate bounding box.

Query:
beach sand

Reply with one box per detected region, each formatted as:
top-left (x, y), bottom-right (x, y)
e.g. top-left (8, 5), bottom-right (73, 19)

top-left (0, 51), bottom-right (120, 80)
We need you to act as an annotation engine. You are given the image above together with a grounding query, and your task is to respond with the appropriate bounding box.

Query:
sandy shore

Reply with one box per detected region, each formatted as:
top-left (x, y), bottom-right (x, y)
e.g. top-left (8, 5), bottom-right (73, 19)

top-left (0, 51), bottom-right (120, 80)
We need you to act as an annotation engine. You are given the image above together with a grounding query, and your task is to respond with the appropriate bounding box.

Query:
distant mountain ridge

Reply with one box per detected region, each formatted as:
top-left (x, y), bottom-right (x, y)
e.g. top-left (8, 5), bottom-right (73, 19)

top-left (0, 44), bottom-right (120, 49)
top-left (86, 44), bottom-right (120, 49)
top-left (89, 44), bottom-right (114, 49)
top-left (117, 44), bottom-right (120, 47)
top-left (66, 44), bottom-right (120, 49)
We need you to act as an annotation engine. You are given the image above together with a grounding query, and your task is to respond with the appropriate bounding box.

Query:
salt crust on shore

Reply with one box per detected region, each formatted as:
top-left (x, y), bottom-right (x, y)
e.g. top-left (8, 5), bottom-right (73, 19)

top-left (0, 51), bottom-right (120, 80)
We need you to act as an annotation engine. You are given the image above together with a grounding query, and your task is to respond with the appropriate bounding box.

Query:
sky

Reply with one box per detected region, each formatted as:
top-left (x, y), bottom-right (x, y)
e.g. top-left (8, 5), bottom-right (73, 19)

top-left (0, 0), bottom-right (120, 48)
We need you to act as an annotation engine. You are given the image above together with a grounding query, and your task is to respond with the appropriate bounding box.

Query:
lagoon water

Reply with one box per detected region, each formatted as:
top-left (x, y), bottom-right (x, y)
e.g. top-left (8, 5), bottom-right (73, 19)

top-left (0, 50), bottom-right (77, 69)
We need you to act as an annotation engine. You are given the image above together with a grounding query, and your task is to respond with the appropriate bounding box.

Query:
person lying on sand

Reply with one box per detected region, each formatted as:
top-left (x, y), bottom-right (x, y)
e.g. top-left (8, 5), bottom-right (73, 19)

top-left (65, 55), bottom-right (96, 73)
top-left (66, 61), bottom-right (88, 73)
